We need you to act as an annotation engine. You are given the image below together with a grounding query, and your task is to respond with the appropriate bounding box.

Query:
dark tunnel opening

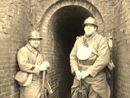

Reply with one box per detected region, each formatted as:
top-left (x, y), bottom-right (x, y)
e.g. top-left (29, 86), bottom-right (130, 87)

top-left (53, 6), bottom-right (93, 51)
top-left (47, 5), bottom-right (93, 97)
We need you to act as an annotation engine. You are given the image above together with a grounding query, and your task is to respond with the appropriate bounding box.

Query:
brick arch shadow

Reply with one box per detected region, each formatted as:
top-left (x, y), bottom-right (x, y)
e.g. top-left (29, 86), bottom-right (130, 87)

top-left (40, 0), bottom-right (105, 35)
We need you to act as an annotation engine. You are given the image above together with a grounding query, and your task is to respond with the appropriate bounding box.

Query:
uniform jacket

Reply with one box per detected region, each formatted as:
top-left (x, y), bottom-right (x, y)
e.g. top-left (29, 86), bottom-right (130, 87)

top-left (17, 43), bottom-right (49, 98)
top-left (70, 32), bottom-right (111, 98)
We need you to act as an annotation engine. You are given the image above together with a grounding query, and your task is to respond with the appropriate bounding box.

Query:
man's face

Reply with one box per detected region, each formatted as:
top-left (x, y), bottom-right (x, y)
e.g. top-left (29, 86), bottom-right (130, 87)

top-left (84, 24), bottom-right (97, 37)
top-left (29, 39), bottom-right (41, 49)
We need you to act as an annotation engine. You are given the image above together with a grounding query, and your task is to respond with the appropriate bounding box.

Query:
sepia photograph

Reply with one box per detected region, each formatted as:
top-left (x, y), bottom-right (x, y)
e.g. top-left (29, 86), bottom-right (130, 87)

top-left (0, 0), bottom-right (128, 98)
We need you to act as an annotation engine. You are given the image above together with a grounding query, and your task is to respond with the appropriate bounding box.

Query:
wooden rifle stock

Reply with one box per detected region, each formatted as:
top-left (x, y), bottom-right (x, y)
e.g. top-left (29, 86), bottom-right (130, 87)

top-left (41, 71), bottom-right (46, 98)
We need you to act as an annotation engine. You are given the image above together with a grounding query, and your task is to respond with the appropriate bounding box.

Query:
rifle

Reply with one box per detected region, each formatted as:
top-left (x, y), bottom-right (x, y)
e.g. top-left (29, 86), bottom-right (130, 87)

top-left (78, 66), bottom-right (82, 98)
top-left (41, 64), bottom-right (52, 98)
top-left (78, 79), bottom-right (82, 98)
top-left (39, 54), bottom-right (52, 98)
top-left (41, 70), bottom-right (46, 98)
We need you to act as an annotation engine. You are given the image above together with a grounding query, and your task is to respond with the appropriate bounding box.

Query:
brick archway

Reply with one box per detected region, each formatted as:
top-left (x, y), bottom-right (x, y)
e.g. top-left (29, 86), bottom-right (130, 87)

top-left (40, 0), bottom-right (104, 35)
top-left (39, 1), bottom-right (105, 97)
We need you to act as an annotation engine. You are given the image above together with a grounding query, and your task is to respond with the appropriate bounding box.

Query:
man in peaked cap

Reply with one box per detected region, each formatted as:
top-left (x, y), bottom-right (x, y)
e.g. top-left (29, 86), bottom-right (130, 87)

top-left (17, 30), bottom-right (52, 98)
top-left (70, 17), bottom-right (111, 98)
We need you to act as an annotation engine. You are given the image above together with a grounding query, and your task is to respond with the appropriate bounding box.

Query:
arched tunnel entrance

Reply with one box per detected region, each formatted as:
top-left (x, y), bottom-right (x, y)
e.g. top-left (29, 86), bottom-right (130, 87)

top-left (40, 1), bottom-right (105, 98)
top-left (47, 6), bottom-right (94, 97)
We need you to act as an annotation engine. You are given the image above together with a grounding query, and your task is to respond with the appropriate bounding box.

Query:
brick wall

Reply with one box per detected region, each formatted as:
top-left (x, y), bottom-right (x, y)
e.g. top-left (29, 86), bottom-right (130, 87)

top-left (0, 0), bottom-right (32, 98)
top-left (113, 0), bottom-right (130, 97)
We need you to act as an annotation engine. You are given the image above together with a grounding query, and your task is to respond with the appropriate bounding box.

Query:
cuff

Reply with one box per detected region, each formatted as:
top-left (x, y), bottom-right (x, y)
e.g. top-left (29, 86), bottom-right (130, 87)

top-left (33, 65), bottom-right (41, 75)
top-left (86, 66), bottom-right (97, 77)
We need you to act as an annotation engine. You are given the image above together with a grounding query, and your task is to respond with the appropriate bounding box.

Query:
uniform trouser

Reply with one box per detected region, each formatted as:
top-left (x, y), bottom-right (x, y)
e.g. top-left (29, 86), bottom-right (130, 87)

top-left (71, 83), bottom-right (101, 98)
top-left (86, 85), bottom-right (101, 98)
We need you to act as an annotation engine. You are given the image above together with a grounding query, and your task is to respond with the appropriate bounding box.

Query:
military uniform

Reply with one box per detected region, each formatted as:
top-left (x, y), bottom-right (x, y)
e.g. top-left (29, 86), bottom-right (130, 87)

top-left (17, 43), bottom-right (50, 98)
top-left (70, 32), bottom-right (111, 98)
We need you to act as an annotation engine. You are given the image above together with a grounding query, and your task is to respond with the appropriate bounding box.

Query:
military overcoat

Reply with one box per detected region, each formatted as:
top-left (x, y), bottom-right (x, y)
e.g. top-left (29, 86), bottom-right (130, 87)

top-left (17, 43), bottom-right (44, 98)
top-left (70, 33), bottom-right (111, 98)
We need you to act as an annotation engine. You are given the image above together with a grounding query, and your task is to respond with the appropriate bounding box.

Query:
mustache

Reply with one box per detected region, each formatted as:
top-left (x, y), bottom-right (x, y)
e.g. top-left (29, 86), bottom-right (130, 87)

top-left (34, 42), bottom-right (39, 44)
top-left (34, 43), bottom-right (39, 46)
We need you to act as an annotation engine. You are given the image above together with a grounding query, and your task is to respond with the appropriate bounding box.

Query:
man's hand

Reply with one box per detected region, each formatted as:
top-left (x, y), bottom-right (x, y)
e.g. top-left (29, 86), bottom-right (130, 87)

top-left (43, 61), bottom-right (50, 68)
top-left (81, 71), bottom-right (89, 79)
top-left (40, 61), bottom-right (50, 71)
top-left (40, 64), bottom-right (47, 71)
top-left (75, 70), bottom-right (81, 80)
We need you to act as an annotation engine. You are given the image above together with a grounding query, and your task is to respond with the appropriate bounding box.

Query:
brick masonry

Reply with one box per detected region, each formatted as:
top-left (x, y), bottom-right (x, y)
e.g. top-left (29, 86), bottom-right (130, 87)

top-left (0, 0), bottom-right (130, 98)
top-left (0, 0), bottom-right (32, 98)
top-left (112, 0), bottom-right (130, 98)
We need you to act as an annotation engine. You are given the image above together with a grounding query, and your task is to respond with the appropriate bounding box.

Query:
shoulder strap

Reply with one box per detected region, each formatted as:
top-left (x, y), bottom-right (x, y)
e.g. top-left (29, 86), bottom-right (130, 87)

top-left (35, 54), bottom-right (39, 65)
top-left (89, 34), bottom-right (103, 55)
top-left (37, 53), bottom-right (44, 63)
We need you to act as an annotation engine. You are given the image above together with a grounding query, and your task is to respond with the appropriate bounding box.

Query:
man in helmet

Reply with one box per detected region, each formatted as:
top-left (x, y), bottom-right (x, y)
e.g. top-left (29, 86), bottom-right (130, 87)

top-left (70, 17), bottom-right (111, 98)
top-left (17, 30), bottom-right (52, 98)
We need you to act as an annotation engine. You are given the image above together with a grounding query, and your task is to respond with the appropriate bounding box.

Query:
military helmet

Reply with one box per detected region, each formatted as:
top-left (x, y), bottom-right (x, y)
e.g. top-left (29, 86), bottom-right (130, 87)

top-left (28, 30), bottom-right (42, 40)
top-left (82, 17), bottom-right (98, 28)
